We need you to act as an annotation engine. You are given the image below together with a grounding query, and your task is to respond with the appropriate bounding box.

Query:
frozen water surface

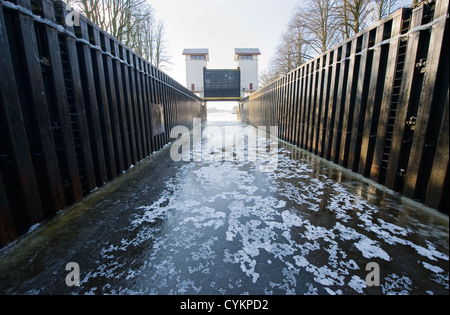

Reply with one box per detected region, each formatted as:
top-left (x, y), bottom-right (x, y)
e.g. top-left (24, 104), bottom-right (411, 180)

top-left (0, 115), bottom-right (448, 295)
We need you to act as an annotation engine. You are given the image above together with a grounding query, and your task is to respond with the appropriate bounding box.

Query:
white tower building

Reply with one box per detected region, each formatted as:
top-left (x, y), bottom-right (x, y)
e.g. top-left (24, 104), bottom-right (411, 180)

top-left (182, 49), bottom-right (209, 98)
top-left (234, 48), bottom-right (261, 97)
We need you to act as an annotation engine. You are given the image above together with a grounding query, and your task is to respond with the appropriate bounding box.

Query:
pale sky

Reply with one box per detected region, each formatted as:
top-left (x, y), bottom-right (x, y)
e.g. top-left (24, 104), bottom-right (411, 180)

top-left (149, 0), bottom-right (302, 87)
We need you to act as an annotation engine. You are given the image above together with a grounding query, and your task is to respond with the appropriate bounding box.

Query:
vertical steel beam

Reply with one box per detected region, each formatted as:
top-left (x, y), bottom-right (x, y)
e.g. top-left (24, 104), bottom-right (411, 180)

top-left (41, 0), bottom-right (83, 203)
top-left (102, 34), bottom-right (125, 173)
top-left (348, 31), bottom-right (374, 172)
top-left (91, 26), bottom-right (117, 179)
top-left (13, 0), bottom-right (65, 214)
top-left (424, 2), bottom-right (449, 211)
top-left (307, 60), bottom-right (319, 152)
top-left (55, 2), bottom-right (96, 193)
top-left (128, 52), bottom-right (144, 160)
top-left (0, 1), bottom-right (44, 233)
top-left (323, 47), bottom-right (340, 160)
top-left (338, 37), bottom-right (360, 167)
top-left (76, 17), bottom-right (108, 186)
top-left (312, 56), bottom-right (325, 155)
top-left (330, 43), bottom-right (349, 163)
top-left (317, 52), bottom-right (332, 157)
top-left (142, 62), bottom-right (154, 154)
top-left (358, 24), bottom-right (387, 176)
top-left (425, 87), bottom-right (449, 211)
top-left (120, 45), bottom-right (138, 165)
top-left (301, 63), bottom-right (313, 149)
top-left (370, 13), bottom-right (404, 182)
top-left (403, 0), bottom-right (449, 198)
top-left (111, 40), bottom-right (131, 169)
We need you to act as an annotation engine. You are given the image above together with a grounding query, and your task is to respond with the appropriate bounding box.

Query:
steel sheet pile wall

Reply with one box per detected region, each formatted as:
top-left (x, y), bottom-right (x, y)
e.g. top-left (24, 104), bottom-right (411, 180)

top-left (240, 1), bottom-right (449, 214)
top-left (0, 0), bottom-right (203, 246)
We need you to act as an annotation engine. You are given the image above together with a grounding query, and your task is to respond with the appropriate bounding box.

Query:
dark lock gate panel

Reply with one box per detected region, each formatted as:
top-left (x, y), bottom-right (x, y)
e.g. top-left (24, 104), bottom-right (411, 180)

top-left (203, 69), bottom-right (241, 100)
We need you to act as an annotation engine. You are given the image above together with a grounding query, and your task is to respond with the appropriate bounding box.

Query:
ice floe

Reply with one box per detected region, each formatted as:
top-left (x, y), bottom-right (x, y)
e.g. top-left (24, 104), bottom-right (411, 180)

top-left (27, 123), bottom-right (447, 295)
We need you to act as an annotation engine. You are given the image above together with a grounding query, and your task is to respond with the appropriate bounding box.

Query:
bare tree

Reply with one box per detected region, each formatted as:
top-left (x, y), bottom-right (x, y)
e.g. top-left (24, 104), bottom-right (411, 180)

top-left (266, 0), bottom-right (339, 81)
top-left (336, 0), bottom-right (372, 39)
top-left (272, 23), bottom-right (312, 77)
top-left (259, 65), bottom-right (279, 88)
top-left (67, 0), bottom-right (145, 40)
top-left (128, 7), bottom-right (171, 70)
top-left (294, 0), bottom-right (340, 55)
top-left (261, 0), bottom-right (412, 83)
top-left (369, 0), bottom-right (402, 22)
top-left (65, 0), bottom-right (170, 69)
top-left (152, 21), bottom-right (171, 70)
